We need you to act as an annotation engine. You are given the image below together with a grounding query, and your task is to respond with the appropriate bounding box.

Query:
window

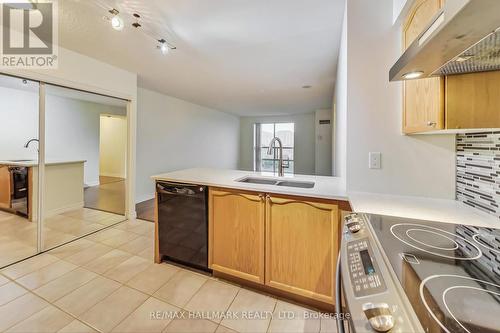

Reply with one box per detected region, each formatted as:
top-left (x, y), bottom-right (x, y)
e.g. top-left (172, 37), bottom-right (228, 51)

top-left (254, 123), bottom-right (295, 174)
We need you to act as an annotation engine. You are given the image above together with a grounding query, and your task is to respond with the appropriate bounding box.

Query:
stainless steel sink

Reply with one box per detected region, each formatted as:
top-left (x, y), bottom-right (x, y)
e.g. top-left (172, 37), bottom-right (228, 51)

top-left (237, 177), bottom-right (278, 185)
top-left (276, 180), bottom-right (315, 189)
top-left (236, 177), bottom-right (315, 189)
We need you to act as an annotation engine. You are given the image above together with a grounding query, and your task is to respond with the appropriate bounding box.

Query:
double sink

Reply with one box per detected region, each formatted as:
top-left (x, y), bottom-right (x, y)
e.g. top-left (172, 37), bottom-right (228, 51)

top-left (237, 176), bottom-right (315, 189)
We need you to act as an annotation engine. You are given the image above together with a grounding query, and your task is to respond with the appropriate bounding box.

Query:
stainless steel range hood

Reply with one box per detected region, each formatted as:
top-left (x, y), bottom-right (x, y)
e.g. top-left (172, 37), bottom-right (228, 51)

top-left (390, 0), bottom-right (500, 82)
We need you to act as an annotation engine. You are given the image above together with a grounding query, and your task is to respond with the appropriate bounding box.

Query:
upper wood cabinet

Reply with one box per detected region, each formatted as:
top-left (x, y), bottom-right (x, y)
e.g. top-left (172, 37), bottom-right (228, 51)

top-left (403, 0), bottom-right (445, 134)
top-left (402, 0), bottom-right (500, 133)
top-left (208, 188), bottom-right (265, 284)
top-left (265, 195), bottom-right (339, 305)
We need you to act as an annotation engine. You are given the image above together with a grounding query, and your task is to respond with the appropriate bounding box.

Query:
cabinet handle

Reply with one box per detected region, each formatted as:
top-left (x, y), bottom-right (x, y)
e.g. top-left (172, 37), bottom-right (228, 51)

top-left (427, 121), bottom-right (436, 127)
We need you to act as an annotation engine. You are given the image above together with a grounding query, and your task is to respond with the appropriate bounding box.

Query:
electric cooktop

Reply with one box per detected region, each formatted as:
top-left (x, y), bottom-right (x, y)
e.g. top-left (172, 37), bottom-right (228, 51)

top-left (369, 215), bottom-right (500, 333)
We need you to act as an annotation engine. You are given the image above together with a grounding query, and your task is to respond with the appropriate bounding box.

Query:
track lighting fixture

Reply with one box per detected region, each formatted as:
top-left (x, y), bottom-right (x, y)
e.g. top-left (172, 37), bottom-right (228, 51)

top-left (108, 8), bottom-right (124, 31)
top-left (158, 39), bottom-right (169, 55)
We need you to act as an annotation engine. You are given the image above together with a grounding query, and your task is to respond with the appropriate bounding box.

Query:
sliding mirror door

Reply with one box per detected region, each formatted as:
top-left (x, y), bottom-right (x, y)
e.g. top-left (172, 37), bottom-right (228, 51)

top-left (42, 85), bottom-right (128, 249)
top-left (0, 75), bottom-right (40, 267)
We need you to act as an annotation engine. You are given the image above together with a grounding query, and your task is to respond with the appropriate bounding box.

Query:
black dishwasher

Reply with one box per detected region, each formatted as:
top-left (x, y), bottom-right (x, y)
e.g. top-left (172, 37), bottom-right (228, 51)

top-left (156, 181), bottom-right (210, 272)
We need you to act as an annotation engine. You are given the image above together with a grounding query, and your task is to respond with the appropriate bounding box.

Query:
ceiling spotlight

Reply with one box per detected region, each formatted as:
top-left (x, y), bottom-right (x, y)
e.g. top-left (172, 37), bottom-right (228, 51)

top-left (132, 13), bottom-right (141, 28)
top-left (402, 71), bottom-right (424, 80)
top-left (302, 85), bottom-right (312, 89)
top-left (109, 9), bottom-right (124, 31)
top-left (158, 39), bottom-right (169, 55)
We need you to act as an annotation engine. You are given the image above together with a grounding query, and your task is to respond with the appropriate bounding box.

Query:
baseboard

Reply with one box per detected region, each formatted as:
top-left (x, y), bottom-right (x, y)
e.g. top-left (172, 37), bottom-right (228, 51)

top-left (100, 172), bottom-right (126, 179)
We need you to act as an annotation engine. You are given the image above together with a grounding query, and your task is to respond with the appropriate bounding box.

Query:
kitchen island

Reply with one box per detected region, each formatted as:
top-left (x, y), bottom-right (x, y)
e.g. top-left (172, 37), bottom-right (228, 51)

top-left (152, 168), bottom-right (351, 311)
top-left (0, 160), bottom-right (86, 220)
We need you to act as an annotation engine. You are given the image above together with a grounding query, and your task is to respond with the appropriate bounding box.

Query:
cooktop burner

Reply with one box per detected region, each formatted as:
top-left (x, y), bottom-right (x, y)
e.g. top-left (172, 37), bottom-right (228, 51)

top-left (390, 223), bottom-right (482, 260)
top-left (368, 215), bottom-right (500, 333)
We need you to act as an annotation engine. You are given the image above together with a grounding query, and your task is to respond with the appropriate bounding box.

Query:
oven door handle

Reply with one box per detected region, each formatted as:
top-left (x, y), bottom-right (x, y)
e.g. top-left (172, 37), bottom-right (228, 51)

top-left (335, 255), bottom-right (346, 333)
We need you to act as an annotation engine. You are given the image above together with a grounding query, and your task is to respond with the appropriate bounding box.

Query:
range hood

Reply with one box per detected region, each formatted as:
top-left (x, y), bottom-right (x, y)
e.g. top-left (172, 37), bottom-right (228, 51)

top-left (390, 0), bottom-right (500, 81)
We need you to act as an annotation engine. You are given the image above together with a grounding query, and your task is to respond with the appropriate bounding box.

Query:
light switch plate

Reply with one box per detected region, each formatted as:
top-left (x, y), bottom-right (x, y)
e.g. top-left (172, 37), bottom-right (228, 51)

top-left (369, 152), bottom-right (381, 169)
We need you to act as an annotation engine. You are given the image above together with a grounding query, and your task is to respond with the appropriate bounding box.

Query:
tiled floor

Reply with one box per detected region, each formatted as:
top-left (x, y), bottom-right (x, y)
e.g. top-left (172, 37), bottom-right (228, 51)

top-left (0, 218), bottom-right (338, 333)
top-left (0, 208), bottom-right (126, 268)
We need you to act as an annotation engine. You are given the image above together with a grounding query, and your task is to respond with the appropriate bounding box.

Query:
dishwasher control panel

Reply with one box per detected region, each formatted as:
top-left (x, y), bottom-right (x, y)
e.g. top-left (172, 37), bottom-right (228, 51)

top-left (347, 238), bottom-right (387, 297)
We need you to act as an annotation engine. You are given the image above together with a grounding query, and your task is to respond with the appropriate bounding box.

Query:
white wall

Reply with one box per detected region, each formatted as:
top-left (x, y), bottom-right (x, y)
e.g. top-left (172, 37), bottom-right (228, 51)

top-left (100, 115), bottom-right (127, 178)
top-left (239, 113), bottom-right (316, 175)
top-left (315, 109), bottom-right (332, 176)
top-left (0, 85), bottom-right (126, 186)
top-left (333, 5), bottom-right (348, 190)
top-left (136, 88), bottom-right (240, 203)
top-left (339, 0), bottom-right (456, 198)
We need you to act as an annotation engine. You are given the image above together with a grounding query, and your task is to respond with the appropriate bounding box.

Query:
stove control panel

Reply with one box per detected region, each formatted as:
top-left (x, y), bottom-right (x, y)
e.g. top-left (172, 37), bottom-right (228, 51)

top-left (345, 213), bottom-right (365, 234)
top-left (347, 237), bottom-right (387, 297)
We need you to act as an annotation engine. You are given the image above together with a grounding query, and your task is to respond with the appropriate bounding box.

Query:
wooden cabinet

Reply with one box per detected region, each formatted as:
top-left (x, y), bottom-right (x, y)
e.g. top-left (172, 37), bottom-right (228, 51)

top-left (265, 195), bottom-right (338, 304)
top-left (445, 71), bottom-right (500, 129)
top-left (208, 188), bottom-right (343, 307)
top-left (403, 0), bottom-right (445, 134)
top-left (0, 165), bottom-right (12, 209)
top-left (209, 188), bottom-right (265, 284)
top-left (402, 0), bottom-right (500, 133)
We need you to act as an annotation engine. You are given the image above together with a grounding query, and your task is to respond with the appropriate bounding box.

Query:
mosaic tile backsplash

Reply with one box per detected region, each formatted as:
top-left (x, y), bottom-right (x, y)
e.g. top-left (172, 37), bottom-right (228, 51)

top-left (457, 132), bottom-right (500, 219)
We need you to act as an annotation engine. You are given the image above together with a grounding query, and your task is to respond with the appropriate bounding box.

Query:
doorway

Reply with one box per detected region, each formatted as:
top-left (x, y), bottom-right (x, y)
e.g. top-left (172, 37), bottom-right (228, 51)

top-left (83, 115), bottom-right (127, 215)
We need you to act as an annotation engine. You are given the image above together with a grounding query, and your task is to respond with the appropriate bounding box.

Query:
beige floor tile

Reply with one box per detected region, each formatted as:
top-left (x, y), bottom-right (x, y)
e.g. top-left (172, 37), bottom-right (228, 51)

top-left (80, 286), bottom-right (149, 333)
top-left (113, 220), bottom-right (148, 233)
top-left (127, 222), bottom-right (154, 236)
top-left (100, 232), bottom-right (140, 248)
top-left (6, 305), bottom-right (74, 333)
top-left (112, 297), bottom-right (181, 333)
top-left (185, 280), bottom-right (239, 323)
top-left (0, 293), bottom-right (49, 331)
top-left (126, 263), bottom-right (179, 295)
top-left (268, 301), bottom-right (321, 333)
top-left (33, 267), bottom-right (98, 302)
top-left (319, 317), bottom-right (338, 333)
top-left (1, 254), bottom-right (59, 280)
top-left (64, 242), bottom-right (114, 266)
top-left (0, 274), bottom-right (10, 286)
top-left (49, 238), bottom-right (96, 259)
top-left (221, 288), bottom-right (276, 333)
top-left (137, 246), bottom-right (155, 261)
top-left (103, 255), bottom-right (151, 283)
top-left (55, 276), bottom-right (121, 316)
top-left (83, 249), bottom-right (131, 274)
top-left (0, 282), bottom-right (28, 306)
top-left (154, 269), bottom-right (208, 308)
top-left (118, 236), bottom-right (152, 255)
top-left (16, 260), bottom-right (77, 290)
top-left (216, 325), bottom-right (238, 333)
top-left (57, 320), bottom-right (98, 333)
top-left (163, 317), bottom-right (218, 333)
top-left (86, 228), bottom-right (127, 242)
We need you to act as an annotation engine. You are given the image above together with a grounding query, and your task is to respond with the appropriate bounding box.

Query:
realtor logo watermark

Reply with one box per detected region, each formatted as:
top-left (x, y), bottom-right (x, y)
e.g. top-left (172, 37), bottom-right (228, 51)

top-left (0, 0), bottom-right (58, 68)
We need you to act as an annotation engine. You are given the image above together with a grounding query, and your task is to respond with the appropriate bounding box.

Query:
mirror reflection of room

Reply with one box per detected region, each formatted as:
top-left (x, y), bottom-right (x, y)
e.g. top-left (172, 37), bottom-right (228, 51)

top-left (0, 75), bottom-right (39, 267)
top-left (42, 85), bottom-right (128, 250)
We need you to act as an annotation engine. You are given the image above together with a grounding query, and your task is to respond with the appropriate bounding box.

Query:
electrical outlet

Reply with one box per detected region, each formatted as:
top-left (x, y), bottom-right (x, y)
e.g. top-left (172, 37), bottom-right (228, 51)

top-left (369, 152), bottom-right (381, 169)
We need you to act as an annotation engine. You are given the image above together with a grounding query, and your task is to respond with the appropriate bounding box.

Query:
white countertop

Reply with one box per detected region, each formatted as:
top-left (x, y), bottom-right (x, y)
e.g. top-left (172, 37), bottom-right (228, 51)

top-left (0, 159), bottom-right (86, 167)
top-left (349, 191), bottom-right (499, 228)
top-left (152, 168), bottom-right (349, 201)
top-left (152, 168), bottom-right (500, 228)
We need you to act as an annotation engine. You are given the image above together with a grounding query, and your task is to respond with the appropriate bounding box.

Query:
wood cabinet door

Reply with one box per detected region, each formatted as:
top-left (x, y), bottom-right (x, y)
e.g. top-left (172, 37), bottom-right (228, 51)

top-left (446, 71), bottom-right (500, 129)
top-left (403, 0), bottom-right (445, 134)
top-left (209, 188), bottom-right (265, 284)
top-left (265, 195), bottom-right (338, 304)
top-left (0, 166), bottom-right (12, 209)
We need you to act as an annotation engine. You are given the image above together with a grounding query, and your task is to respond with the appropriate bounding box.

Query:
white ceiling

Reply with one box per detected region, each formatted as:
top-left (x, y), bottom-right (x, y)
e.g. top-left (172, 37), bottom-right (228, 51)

top-left (58, 0), bottom-right (345, 116)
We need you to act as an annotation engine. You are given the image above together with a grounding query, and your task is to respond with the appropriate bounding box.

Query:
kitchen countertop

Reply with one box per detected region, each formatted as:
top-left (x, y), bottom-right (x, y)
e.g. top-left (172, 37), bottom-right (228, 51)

top-left (152, 168), bottom-right (500, 228)
top-left (152, 168), bottom-right (349, 201)
top-left (0, 159), bottom-right (86, 167)
top-left (349, 191), bottom-right (499, 228)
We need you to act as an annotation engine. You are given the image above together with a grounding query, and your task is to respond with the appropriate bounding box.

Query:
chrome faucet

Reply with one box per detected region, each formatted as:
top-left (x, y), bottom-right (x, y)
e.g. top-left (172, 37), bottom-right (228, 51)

top-left (267, 137), bottom-right (285, 177)
top-left (24, 139), bottom-right (39, 152)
